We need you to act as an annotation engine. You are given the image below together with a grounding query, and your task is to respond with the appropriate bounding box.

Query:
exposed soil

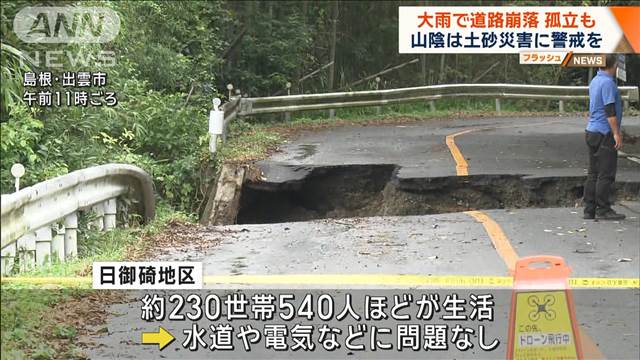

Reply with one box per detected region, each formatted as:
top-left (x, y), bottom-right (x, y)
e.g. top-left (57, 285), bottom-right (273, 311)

top-left (17, 290), bottom-right (133, 360)
top-left (237, 164), bottom-right (640, 224)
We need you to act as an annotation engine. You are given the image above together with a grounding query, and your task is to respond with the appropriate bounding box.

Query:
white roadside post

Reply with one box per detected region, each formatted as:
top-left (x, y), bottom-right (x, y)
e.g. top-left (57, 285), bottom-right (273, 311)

top-left (285, 82), bottom-right (292, 122)
top-left (11, 163), bottom-right (25, 192)
top-left (103, 198), bottom-right (117, 230)
top-left (34, 226), bottom-right (52, 266)
top-left (227, 83), bottom-right (233, 100)
top-left (17, 233), bottom-right (36, 271)
top-left (64, 213), bottom-right (78, 258)
top-left (209, 97), bottom-right (224, 154)
top-left (0, 243), bottom-right (16, 275)
top-left (90, 203), bottom-right (105, 230)
top-left (375, 77), bottom-right (382, 115)
top-left (51, 223), bottom-right (65, 262)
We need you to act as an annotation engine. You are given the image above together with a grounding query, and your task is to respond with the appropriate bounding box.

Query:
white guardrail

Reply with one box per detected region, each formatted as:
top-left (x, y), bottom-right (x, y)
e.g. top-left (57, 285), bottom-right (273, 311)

top-left (217, 83), bottom-right (639, 126)
top-left (209, 82), bottom-right (638, 153)
top-left (1, 164), bottom-right (154, 274)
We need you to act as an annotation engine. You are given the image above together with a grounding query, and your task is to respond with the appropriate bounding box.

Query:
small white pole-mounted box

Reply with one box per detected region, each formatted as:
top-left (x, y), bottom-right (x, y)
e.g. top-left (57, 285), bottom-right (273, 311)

top-left (209, 97), bottom-right (224, 135)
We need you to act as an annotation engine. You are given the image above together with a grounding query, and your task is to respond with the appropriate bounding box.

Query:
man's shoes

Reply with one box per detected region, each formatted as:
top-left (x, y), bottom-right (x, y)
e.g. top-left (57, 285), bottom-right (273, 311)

top-left (583, 212), bottom-right (595, 220)
top-left (595, 209), bottom-right (626, 221)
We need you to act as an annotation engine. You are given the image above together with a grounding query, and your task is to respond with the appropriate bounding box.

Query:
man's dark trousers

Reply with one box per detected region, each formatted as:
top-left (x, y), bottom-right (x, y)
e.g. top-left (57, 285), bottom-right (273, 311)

top-left (583, 130), bottom-right (618, 215)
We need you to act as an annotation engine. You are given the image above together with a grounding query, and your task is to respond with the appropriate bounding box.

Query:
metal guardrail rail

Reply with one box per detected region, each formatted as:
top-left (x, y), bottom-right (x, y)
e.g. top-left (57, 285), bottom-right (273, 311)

top-left (0, 164), bottom-right (154, 274)
top-left (222, 96), bottom-right (242, 129)
top-left (232, 83), bottom-right (639, 116)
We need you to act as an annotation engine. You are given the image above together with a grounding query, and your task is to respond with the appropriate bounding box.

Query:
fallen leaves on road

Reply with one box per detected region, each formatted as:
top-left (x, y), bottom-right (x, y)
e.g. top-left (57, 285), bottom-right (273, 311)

top-left (126, 220), bottom-right (224, 260)
top-left (35, 290), bottom-right (131, 359)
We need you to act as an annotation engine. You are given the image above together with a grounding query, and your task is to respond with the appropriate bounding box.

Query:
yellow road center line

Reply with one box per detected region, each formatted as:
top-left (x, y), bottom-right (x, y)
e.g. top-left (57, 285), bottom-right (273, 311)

top-left (465, 210), bottom-right (519, 272)
top-left (446, 120), bottom-right (602, 358)
top-left (445, 129), bottom-right (474, 176)
top-left (1, 275), bottom-right (638, 288)
top-left (445, 120), bottom-right (561, 177)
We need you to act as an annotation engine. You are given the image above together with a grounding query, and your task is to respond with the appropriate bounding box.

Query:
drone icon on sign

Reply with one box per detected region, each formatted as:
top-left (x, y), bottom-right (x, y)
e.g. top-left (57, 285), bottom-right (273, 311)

top-left (527, 294), bottom-right (557, 322)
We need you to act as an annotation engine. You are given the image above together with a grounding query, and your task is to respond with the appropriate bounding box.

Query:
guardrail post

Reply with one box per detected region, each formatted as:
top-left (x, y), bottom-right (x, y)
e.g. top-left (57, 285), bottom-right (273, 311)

top-left (559, 100), bottom-right (565, 113)
top-left (35, 226), bottom-right (52, 266)
top-left (495, 98), bottom-right (501, 114)
top-left (64, 213), bottom-right (78, 258)
top-left (285, 82), bottom-right (292, 122)
top-left (17, 232), bottom-right (36, 271)
top-left (90, 203), bottom-right (105, 230)
top-left (429, 100), bottom-right (436, 112)
top-left (103, 198), bottom-right (117, 230)
top-left (624, 100), bottom-right (629, 110)
top-left (118, 201), bottom-right (129, 228)
top-left (1, 242), bottom-right (16, 275)
top-left (52, 223), bottom-right (65, 262)
top-left (375, 77), bottom-right (382, 115)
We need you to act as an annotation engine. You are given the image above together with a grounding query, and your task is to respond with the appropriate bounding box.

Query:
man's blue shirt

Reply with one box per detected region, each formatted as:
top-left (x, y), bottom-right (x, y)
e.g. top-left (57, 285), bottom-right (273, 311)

top-left (587, 70), bottom-right (622, 134)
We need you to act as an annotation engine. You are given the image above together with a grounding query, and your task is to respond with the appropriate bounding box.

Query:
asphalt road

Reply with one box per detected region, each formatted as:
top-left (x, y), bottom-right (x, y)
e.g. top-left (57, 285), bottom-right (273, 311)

top-left (152, 206), bottom-right (638, 279)
top-left (88, 115), bottom-right (640, 359)
top-left (259, 115), bottom-right (640, 182)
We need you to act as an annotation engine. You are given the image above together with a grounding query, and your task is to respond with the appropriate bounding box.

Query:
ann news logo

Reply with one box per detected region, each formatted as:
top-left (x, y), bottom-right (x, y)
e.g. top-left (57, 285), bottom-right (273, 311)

top-left (13, 6), bottom-right (120, 44)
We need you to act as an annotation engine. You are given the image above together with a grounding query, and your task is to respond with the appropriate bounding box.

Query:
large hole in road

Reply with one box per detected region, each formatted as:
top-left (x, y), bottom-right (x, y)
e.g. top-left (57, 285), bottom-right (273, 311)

top-left (236, 165), bottom-right (640, 224)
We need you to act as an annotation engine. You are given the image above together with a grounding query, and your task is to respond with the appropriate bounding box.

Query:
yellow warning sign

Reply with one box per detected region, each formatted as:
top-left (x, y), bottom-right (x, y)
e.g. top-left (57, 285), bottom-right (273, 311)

top-left (508, 256), bottom-right (584, 360)
top-left (511, 290), bottom-right (579, 360)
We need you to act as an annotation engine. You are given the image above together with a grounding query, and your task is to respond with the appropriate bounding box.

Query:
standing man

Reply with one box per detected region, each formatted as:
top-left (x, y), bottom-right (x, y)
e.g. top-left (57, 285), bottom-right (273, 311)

top-left (583, 54), bottom-right (625, 220)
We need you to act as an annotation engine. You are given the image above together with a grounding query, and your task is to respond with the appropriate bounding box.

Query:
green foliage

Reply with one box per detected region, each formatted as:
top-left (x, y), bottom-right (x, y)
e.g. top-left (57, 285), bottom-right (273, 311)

top-left (1, 288), bottom-right (68, 359)
top-left (0, 43), bottom-right (32, 116)
top-left (52, 324), bottom-right (77, 339)
top-left (0, 1), bottom-right (222, 212)
top-left (224, 2), bottom-right (313, 95)
top-left (114, 1), bottom-right (226, 92)
top-left (0, 103), bottom-right (48, 191)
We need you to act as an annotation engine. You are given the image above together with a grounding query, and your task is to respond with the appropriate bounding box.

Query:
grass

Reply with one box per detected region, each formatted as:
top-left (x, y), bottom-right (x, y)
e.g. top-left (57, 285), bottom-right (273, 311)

top-left (1, 289), bottom-right (75, 359)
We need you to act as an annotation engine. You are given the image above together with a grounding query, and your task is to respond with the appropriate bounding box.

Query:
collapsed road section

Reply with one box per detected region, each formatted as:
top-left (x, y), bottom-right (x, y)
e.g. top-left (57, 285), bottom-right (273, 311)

top-left (200, 116), bottom-right (640, 226)
top-left (236, 164), bottom-right (640, 224)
